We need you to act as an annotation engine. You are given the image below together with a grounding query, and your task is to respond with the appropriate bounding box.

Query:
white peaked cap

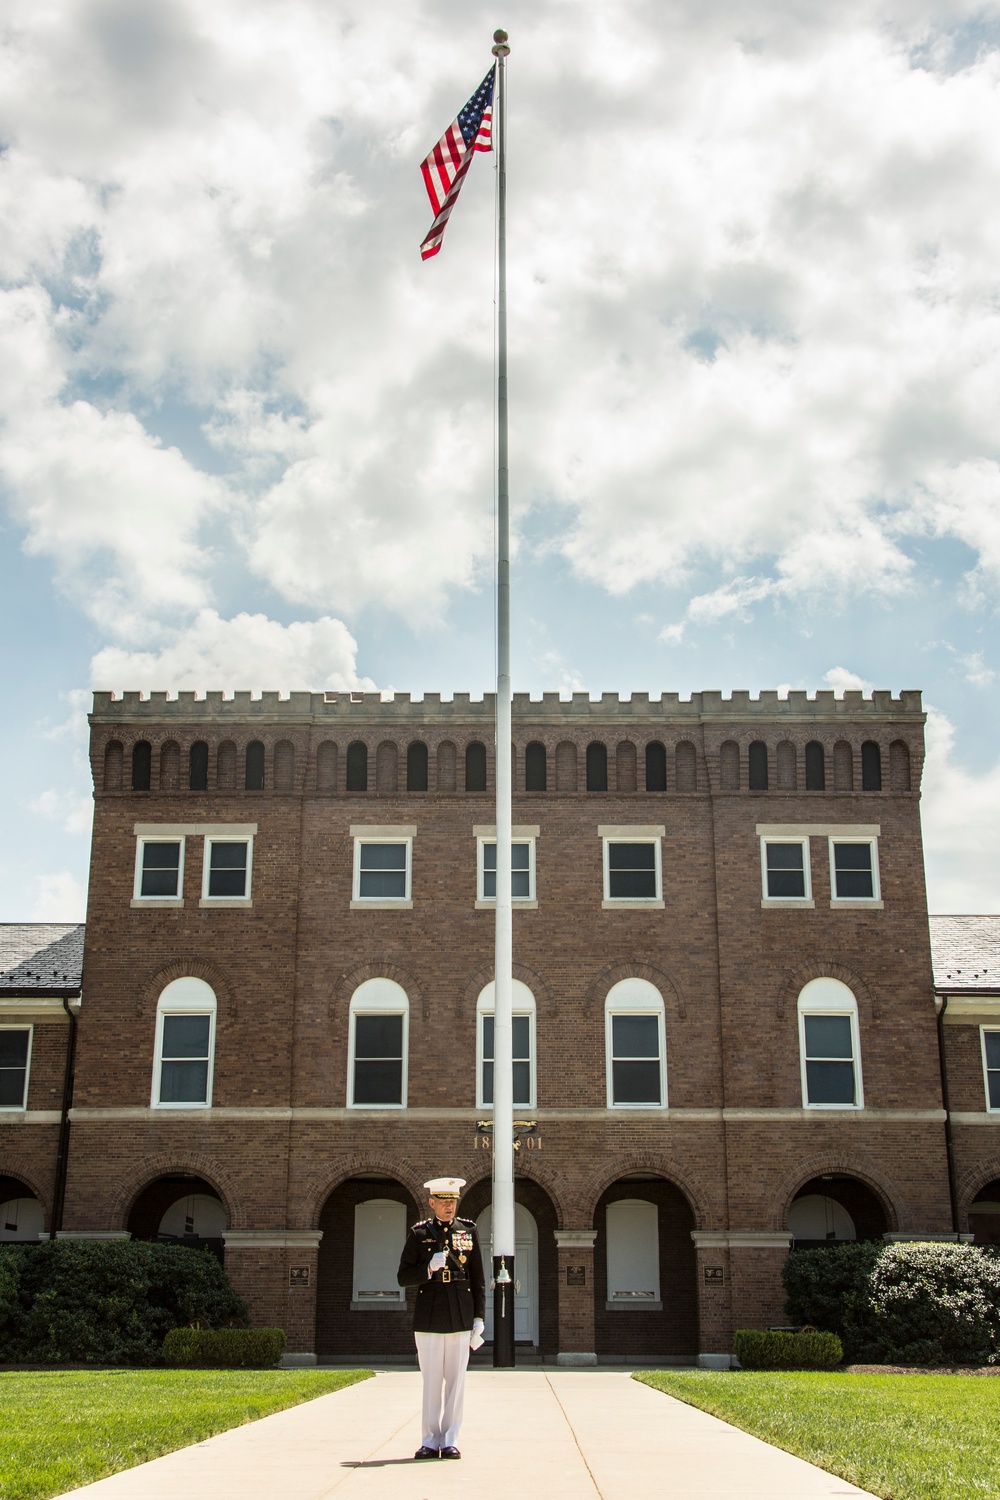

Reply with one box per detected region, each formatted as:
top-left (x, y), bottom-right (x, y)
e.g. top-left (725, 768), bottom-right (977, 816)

top-left (424, 1177), bottom-right (467, 1197)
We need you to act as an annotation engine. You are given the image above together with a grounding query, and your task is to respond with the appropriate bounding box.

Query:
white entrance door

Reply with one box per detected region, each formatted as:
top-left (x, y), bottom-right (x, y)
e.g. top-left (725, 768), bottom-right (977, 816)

top-left (477, 1203), bottom-right (539, 1345)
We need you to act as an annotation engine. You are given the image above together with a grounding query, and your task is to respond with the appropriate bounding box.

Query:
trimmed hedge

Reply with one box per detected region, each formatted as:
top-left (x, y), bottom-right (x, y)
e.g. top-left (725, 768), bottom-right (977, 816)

top-left (783, 1240), bottom-right (1000, 1366)
top-left (734, 1328), bottom-right (843, 1370)
top-left (163, 1326), bottom-right (286, 1368)
top-left (0, 1240), bottom-right (247, 1366)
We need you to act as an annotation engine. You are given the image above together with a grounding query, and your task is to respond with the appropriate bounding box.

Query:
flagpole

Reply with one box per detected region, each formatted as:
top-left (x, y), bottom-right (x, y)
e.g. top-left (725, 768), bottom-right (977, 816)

top-left (490, 25), bottom-right (515, 1372)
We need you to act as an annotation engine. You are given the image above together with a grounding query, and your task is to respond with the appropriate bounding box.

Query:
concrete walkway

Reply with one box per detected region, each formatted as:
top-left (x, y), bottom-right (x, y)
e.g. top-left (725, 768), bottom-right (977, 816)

top-left (60, 1370), bottom-right (880, 1500)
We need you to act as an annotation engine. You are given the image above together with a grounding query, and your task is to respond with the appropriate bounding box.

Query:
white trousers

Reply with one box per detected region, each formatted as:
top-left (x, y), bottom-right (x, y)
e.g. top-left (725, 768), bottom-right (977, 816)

top-left (414, 1330), bottom-right (471, 1449)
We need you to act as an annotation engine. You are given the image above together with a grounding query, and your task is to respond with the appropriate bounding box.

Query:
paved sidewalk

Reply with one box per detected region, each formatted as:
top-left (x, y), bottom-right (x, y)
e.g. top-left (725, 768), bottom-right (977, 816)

top-left (60, 1370), bottom-right (880, 1500)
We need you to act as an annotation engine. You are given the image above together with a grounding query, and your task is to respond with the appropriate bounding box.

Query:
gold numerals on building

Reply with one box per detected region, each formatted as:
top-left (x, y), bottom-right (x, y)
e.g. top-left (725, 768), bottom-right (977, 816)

top-left (472, 1133), bottom-right (543, 1151)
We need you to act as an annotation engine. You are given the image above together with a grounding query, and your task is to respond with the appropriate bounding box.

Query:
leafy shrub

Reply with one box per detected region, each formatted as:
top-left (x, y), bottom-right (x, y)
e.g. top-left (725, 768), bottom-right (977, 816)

top-left (0, 1241), bottom-right (247, 1366)
top-left (163, 1326), bottom-right (285, 1368)
top-left (0, 1252), bottom-right (22, 1340)
top-left (734, 1328), bottom-right (843, 1370)
top-left (783, 1240), bottom-right (1000, 1365)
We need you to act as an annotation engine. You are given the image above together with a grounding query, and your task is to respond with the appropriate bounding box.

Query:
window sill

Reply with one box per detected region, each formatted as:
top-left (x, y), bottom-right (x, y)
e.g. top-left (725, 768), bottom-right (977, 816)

top-left (350, 899), bottom-right (413, 910)
top-left (607, 1101), bottom-right (667, 1110)
top-left (830, 900), bottom-right (884, 909)
top-left (606, 1299), bottom-right (662, 1311)
top-left (150, 1102), bottom-right (212, 1110)
top-left (347, 1101), bottom-right (408, 1110)
top-left (475, 899), bottom-right (538, 910)
top-left (761, 898), bottom-right (815, 909)
top-left (199, 897), bottom-right (253, 908)
top-left (131, 898), bottom-right (183, 909)
top-left (602, 899), bottom-right (664, 910)
top-left (802, 1102), bottom-right (864, 1111)
top-left (351, 1299), bottom-right (407, 1311)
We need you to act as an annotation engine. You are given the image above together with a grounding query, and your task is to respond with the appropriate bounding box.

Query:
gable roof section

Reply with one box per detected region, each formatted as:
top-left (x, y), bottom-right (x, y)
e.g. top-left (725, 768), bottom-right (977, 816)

top-left (929, 915), bottom-right (1000, 994)
top-left (0, 924), bottom-right (85, 995)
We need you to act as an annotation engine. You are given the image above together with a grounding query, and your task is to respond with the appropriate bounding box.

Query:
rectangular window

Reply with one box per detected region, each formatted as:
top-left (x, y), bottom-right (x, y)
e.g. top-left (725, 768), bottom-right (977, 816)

top-left (830, 839), bottom-right (879, 901)
top-left (480, 1013), bottom-right (533, 1107)
top-left (0, 1028), bottom-right (31, 1110)
top-left (802, 1014), bottom-right (857, 1106)
top-left (354, 841), bottom-right (411, 901)
top-left (604, 840), bottom-right (661, 901)
top-left (606, 1199), bottom-right (660, 1304)
top-left (134, 838), bottom-right (184, 900)
top-left (352, 1200), bottom-right (407, 1304)
top-left (157, 1013), bottom-right (212, 1105)
top-left (479, 840), bottom-right (534, 902)
top-left (609, 1013), bottom-right (663, 1106)
top-left (761, 838), bottom-right (810, 900)
top-left (983, 1030), bottom-right (1000, 1111)
top-left (352, 1013), bottom-right (405, 1105)
top-left (202, 837), bottom-right (252, 901)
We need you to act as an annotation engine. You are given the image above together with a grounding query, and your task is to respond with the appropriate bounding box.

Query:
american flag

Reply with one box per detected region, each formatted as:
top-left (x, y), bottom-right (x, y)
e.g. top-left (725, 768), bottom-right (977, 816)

top-left (419, 66), bottom-right (496, 260)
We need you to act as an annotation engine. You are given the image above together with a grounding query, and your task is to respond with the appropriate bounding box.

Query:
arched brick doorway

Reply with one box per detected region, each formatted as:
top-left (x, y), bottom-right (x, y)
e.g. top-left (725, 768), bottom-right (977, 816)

top-left (970, 1180), bottom-right (1000, 1246)
top-left (316, 1176), bottom-right (420, 1358)
top-left (127, 1174), bottom-right (227, 1261)
top-left (788, 1174), bottom-right (889, 1249)
top-left (593, 1175), bottom-right (698, 1359)
top-left (460, 1176), bottom-right (559, 1358)
top-left (0, 1174), bottom-right (45, 1242)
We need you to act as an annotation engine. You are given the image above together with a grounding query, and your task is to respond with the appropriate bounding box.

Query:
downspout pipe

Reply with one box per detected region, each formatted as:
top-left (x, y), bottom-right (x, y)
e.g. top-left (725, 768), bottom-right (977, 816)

top-left (935, 995), bottom-right (960, 1237)
top-left (50, 996), bottom-right (79, 1239)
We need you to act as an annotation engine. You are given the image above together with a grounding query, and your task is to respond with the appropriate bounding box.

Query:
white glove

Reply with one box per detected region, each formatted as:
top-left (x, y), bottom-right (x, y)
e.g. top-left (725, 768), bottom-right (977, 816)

top-left (470, 1317), bottom-right (485, 1349)
top-left (428, 1251), bottom-right (448, 1274)
top-left (472, 1318), bottom-right (485, 1336)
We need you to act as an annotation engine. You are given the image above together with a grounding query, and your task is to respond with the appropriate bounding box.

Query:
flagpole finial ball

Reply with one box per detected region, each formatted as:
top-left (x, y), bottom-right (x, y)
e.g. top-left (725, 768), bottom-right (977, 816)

top-left (492, 28), bottom-right (510, 55)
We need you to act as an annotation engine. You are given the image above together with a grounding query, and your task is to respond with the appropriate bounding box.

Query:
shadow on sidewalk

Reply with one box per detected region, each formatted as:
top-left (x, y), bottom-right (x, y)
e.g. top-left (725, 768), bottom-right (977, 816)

top-left (340, 1458), bottom-right (426, 1468)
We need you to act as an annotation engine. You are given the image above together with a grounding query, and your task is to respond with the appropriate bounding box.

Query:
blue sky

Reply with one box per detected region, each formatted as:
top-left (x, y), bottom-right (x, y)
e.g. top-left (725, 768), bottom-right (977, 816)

top-left (2, 0), bottom-right (1000, 920)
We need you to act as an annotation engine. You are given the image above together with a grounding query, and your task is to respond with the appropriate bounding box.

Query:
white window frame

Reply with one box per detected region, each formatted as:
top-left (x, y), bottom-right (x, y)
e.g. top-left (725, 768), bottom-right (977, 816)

top-left (760, 836), bottom-right (813, 907)
top-left (350, 826), bottom-right (415, 909)
top-left (828, 836), bottom-right (882, 908)
top-left (352, 1199), bottom-right (408, 1306)
top-left (0, 1025), bottom-right (32, 1111)
top-left (600, 826), bottom-right (665, 909)
top-left (475, 830), bottom-right (537, 907)
top-left (476, 980), bottom-right (536, 1111)
top-left (348, 978), bottom-right (409, 1109)
top-left (605, 978), bottom-right (667, 1109)
top-left (981, 1027), bottom-right (1000, 1113)
top-left (151, 977), bottom-right (217, 1110)
top-left (133, 835), bottom-right (185, 907)
top-left (797, 977), bottom-right (864, 1110)
top-left (200, 834), bottom-right (254, 907)
top-left (606, 1198), bottom-right (661, 1308)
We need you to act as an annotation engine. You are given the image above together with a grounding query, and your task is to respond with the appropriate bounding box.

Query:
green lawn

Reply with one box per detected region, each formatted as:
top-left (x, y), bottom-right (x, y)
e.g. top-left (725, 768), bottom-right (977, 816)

top-left (0, 1368), bottom-right (373, 1500)
top-left (636, 1370), bottom-right (1000, 1500)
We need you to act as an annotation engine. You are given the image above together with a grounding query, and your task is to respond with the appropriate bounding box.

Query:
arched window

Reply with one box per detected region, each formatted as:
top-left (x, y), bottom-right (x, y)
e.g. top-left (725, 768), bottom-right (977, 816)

top-left (348, 978), bottom-right (408, 1108)
top-left (316, 741), bottom-right (338, 792)
top-left (605, 978), bottom-right (666, 1108)
top-left (797, 978), bottom-right (863, 1109)
top-left (719, 741), bottom-right (739, 790)
top-left (606, 1199), bottom-right (660, 1303)
top-left (407, 741), bottom-right (429, 792)
top-left (189, 741), bottom-right (209, 791)
top-left (645, 742), bottom-right (667, 792)
top-left (788, 1195), bottom-right (856, 1245)
top-left (131, 741), bottom-right (151, 792)
top-left (346, 741), bottom-right (368, 792)
top-left (861, 741), bottom-right (882, 791)
top-left (152, 977), bottom-right (217, 1109)
top-left (353, 1200), bottom-right (407, 1303)
top-left (274, 740), bottom-right (295, 791)
top-left (245, 741), bottom-right (265, 791)
top-left (477, 980), bottom-right (536, 1109)
top-left (525, 742), bottom-right (547, 791)
top-left (555, 741), bottom-right (577, 792)
top-left (586, 742), bottom-right (608, 791)
top-left (805, 741), bottom-right (825, 791)
top-left (675, 741), bottom-right (697, 792)
top-left (748, 741), bottom-right (768, 791)
top-left (465, 742), bottom-right (487, 792)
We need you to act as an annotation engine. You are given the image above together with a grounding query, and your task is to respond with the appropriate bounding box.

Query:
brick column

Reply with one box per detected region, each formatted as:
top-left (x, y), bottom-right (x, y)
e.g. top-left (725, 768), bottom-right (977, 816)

top-left (554, 1229), bottom-right (598, 1366)
top-left (692, 1232), bottom-right (792, 1368)
top-left (691, 1232), bottom-right (733, 1367)
top-left (223, 1230), bottom-right (323, 1363)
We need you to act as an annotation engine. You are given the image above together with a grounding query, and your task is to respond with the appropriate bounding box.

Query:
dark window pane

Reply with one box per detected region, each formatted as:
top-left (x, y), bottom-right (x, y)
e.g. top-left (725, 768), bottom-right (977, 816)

top-left (586, 742), bottom-right (608, 791)
top-left (189, 741), bottom-right (209, 791)
top-left (805, 741), bottom-right (825, 791)
top-left (513, 1060), bottom-right (531, 1105)
top-left (360, 844), bottom-right (405, 870)
top-left (988, 1070), bottom-right (1000, 1109)
top-left (466, 742), bottom-right (487, 792)
top-left (0, 1070), bottom-right (27, 1107)
top-left (0, 1031), bottom-right (29, 1068)
top-left (766, 843), bottom-right (805, 898)
top-left (609, 844), bottom-right (655, 871)
top-left (806, 1059), bottom-right (856, 1105)
top-left (612, 1014), bottom-right (659, 1058)
top-left (861, 741), bottom-right (882, 792)
top-left (140, 841), bottom-right (181, 897)
top-left (612, 1059), bottom-right (661, 1105)
top-left (208, 842), bottom-right (248, 897)
top-left (525, 742), bottom-right (547, 791)
top-left (608, 870), bottom-right (658, 899)
top-left (483, 843), bottom-right (530, 899)
top-left (160, 1059), bottom-right (209, 1103)
top-left (354, 1058), bottom-right (403, 1104)
top-left (346, 742), bottom-right (368, 792)
top-left (805, 1015), bottom-right (853, 1059)
top-left (481, 1058), bottom-right (494, 1105)
top-left (748, 741), bottom-right (768, 791)
top-left (162, 1014), bottom-right (211, 1059)
top-left (608, 844), bottom-right (657, 899)
top-left (645, 742), bottom-right (667, 792)
top-left (985, 1033), bottom-right (1000, 1069)
top-left (143, 843), bottom-right (180, 869)
top-left (833, 844), bottom-right (874, 898)
top-left (354, 1014), bottom-right (403, 1059)
top-left (512, 1015), bottom-right (530, 1059)
top-left (407, 742), bottom-right (428, 792)
top-left (482, 1015), bottom-right (494, 1060)
top-left (358, 870), bottom-right (406, 898)
top-left (245, 741), bottom-right (265, 790)
top-left (131, 741), bottom-right (151, 792)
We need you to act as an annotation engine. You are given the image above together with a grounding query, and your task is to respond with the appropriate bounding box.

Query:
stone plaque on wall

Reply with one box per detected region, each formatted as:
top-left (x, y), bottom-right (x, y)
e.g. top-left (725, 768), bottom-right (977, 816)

top-left (566, 1265), bottom-right (586, 1286)
top-left (703, 1265), bottom-right (725, 1286)
top-left (289, 1265), bottom-right (311, 1288)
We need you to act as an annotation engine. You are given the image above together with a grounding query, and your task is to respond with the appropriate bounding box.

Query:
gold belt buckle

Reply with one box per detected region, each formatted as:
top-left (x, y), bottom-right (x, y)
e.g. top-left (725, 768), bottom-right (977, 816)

top-left (441, 1268), bottom-right (451, 1284)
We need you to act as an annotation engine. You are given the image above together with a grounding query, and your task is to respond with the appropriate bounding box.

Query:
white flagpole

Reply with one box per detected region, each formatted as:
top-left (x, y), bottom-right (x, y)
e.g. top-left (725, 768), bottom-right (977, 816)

top-left (490, 25), bottom-right (515, 1371)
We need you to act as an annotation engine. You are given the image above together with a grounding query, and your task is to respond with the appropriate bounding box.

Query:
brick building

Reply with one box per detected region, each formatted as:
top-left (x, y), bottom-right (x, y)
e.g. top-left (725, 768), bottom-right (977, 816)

top-left (2, 687), bottom-right (999, 1365)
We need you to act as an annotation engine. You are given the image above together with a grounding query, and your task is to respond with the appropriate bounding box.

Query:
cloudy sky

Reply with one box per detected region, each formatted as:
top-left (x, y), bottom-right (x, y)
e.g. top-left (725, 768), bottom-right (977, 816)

top-left (2, 0), bottom-right (1000, 921)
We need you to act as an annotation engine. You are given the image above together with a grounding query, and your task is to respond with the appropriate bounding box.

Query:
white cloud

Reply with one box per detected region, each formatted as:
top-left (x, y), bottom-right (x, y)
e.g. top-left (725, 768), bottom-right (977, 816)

top-left (823, 666), bottom-right (876, 695)
top-left (922, 705), bottom-right (1000, 912)
top-left (28, 790), bottom-right (94, 837)
top-left (89, 609), bottom-right (376, 695)
top-left (31, 870), bottom-right (87, 922)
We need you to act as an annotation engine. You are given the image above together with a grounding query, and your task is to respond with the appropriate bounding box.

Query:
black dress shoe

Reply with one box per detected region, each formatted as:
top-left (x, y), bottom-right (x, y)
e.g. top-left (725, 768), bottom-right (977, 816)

top-left (440, 1447), bottom-right (461, 1460)
top-left (414, 1446), bottom-right (439, 1460)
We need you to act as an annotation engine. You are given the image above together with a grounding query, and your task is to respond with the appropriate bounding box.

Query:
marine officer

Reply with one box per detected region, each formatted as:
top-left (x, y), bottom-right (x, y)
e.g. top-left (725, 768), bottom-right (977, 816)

top-left (397, 1177), bottom-right (486, 1460)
